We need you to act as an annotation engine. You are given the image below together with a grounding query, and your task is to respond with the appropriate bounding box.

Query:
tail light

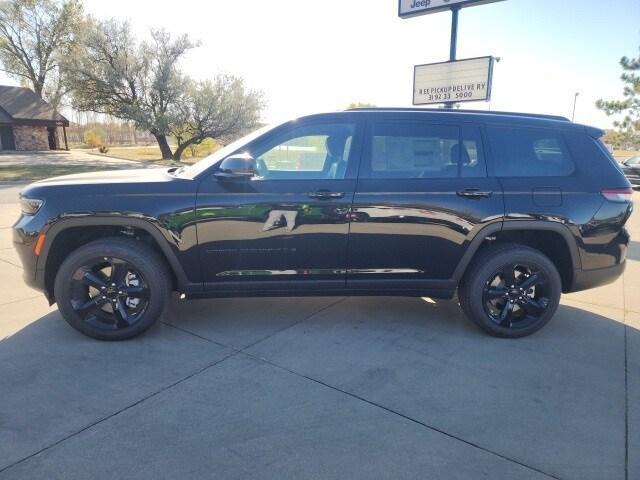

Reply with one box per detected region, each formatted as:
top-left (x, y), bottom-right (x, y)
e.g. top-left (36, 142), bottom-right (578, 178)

top-left (601, 188), bottom-right (633, 203)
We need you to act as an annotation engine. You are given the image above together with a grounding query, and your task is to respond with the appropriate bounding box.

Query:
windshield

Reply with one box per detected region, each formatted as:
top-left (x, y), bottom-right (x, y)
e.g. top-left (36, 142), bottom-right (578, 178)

top-left (175, 122), bottom-right (285, 179)
top-left (626, 156), bottom-right (640, 167)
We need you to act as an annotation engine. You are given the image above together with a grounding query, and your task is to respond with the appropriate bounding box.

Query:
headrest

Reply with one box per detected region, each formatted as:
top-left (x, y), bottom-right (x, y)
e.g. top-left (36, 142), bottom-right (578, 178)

top-left (451, 144), bottom-right (471, 165)
top-left (326, 135), bottom-right (346, 159)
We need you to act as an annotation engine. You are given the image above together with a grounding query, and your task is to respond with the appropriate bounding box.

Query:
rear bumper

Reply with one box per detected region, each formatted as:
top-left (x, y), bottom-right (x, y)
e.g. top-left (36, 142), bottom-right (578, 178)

top-left (569, 261), bottom-right (626, 293)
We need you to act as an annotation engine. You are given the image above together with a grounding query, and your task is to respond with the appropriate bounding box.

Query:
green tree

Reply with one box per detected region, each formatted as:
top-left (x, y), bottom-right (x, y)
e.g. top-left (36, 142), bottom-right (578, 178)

top-left (597, 45), bottom-right (640, 148)
top-left (169, 76), bottom-right (264, 160)
top-left (347, 101), bottom-right (376, 109)
top-left (0, 0), bottom-right (84, 110)
top-left (67, 20), bottom-right (195, 159)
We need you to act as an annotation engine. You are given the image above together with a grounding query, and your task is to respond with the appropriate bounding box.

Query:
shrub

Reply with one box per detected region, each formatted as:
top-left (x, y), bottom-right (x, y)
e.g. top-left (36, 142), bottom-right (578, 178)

top-left (84, 130), bottom-right (103, 148)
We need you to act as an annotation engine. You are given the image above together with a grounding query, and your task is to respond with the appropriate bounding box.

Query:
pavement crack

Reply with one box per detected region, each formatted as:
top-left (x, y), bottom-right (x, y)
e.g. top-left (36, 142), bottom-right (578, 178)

top-left (240, 353), bottom-right (564, 480)
top-left (162, 297), bottom-right (346, 352)
top-left (1, 299), bottom-right (347, 474)
top-left (0, 257), bottom-right (21, 269)
top-left (623, 270), bottom-right (629, 480)
top-left (0, 350), bottom-right (240, 475)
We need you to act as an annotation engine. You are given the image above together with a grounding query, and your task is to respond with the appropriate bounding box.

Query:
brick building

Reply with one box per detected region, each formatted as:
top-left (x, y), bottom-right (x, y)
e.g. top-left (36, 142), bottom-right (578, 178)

top-left (0, 85), bottom-right (69, 152)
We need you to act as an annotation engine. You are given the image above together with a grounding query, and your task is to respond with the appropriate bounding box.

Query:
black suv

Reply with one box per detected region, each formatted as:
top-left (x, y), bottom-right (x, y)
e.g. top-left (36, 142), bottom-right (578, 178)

top-left (13, 109), bottom-right (633, 340)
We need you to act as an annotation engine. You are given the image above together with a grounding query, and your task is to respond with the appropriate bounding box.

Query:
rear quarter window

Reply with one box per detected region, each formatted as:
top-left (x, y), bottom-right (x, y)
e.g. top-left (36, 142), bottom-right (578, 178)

top-left (487, 126), bottom-right (575, 177)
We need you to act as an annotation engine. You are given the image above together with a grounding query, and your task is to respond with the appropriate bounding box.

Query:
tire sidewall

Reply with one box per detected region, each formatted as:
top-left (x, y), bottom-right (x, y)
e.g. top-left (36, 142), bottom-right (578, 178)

top-left (463, 247), bottom-right (562, 338)
top-left (54, 239), bottom-right (170, 341)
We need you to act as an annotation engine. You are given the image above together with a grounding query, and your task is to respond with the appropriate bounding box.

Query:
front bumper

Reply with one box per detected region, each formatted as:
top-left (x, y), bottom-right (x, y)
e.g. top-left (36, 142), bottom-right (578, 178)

top-left (12, 212), bottom-right (47, 295)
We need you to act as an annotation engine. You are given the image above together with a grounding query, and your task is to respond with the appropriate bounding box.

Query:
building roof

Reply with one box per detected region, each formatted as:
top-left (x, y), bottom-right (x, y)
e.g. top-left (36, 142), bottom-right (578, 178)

top-left (0, 85), bottom-right (69, 126)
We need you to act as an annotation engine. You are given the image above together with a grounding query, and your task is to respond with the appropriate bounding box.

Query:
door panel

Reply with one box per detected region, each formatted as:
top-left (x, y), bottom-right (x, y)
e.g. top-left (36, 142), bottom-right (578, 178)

top-left (347, 121), bottom-right (504, 287)
top-left (197, 178), bottom-right (355, 288)
top-left (348, 177), bottom-right (503, 283)
top-left (195, 118), bottom-right (362, 290)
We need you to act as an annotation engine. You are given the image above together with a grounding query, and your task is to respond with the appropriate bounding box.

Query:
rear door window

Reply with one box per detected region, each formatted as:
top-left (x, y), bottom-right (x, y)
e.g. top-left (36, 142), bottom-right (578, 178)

top-left (487, 127), bottom-right (575, 177)
top-left (367, 122), bottom-right (487, 179)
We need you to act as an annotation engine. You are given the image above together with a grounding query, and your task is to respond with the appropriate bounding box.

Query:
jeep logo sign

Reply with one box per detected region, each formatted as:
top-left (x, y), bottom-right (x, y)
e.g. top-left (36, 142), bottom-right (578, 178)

top-left (399, 0), bottom-right (505, 18)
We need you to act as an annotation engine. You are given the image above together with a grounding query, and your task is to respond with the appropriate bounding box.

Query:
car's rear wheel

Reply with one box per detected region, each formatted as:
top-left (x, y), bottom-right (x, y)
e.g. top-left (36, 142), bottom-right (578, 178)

top-left (54, 238), bottom-right (171, 340)
top-left (459, 244), bottom-right (562, 338)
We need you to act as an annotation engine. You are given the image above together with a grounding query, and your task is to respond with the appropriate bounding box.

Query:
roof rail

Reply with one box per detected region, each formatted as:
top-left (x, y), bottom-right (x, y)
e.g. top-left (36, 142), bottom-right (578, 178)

top-left (345, 107), bottom-right (570, 122)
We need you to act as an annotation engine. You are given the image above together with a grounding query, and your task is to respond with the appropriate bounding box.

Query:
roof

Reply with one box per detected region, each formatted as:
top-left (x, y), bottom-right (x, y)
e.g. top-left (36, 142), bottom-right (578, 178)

top-left (317, 107), bottom-right (591, 133)
top-left (0, 85), bottom-right (68, 126)
top-left (346, 107), bottom-right (570, 122)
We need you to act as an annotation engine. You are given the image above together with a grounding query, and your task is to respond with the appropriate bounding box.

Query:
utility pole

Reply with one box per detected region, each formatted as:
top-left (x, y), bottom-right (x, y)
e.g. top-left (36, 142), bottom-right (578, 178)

top-left (572, 92), bottom-right (580, 122)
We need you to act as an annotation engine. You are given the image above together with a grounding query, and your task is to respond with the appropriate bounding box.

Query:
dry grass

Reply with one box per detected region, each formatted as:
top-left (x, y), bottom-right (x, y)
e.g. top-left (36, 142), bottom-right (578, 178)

top-left (87, 142), bottom-right (219, 164)
top-left (613, 150), bottom-right (640, 161)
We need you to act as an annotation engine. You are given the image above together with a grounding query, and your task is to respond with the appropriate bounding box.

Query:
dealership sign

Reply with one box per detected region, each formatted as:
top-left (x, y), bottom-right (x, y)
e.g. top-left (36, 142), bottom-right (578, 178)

top-left (413, 56), bottom-right (493, 105)
top-left (399, 0), bottom-right (505, 18)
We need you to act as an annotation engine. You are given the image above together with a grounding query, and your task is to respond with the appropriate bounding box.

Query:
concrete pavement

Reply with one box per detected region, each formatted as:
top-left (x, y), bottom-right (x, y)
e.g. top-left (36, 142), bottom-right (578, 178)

top-left (0, 184), bottom-right (638, 479)
top-left (0, 151), bottom-right (138, 167)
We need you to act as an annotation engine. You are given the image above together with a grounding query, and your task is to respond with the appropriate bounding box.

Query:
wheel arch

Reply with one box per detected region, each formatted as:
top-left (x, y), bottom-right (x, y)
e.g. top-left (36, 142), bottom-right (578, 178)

top-left (39, 216), bottom-right (191, 301)
top-left (453, 221), bottom-right (581, 292)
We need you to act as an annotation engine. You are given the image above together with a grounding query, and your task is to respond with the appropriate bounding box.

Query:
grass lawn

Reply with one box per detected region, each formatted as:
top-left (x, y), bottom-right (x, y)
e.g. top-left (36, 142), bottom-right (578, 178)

top-left (0, 164), bottom-right (135, 182)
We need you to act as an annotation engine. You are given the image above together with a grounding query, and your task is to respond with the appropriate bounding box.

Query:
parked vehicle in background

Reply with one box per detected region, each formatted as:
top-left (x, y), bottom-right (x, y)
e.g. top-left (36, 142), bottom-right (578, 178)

top-left (13, 108), bottom-right (633, 340)
top-left (621, 156), bottom-right (640, 188)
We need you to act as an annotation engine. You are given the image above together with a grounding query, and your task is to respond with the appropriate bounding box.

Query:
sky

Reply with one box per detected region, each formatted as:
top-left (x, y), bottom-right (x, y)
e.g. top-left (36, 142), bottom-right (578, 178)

top-left (2, 0), bottom-right (639, 129)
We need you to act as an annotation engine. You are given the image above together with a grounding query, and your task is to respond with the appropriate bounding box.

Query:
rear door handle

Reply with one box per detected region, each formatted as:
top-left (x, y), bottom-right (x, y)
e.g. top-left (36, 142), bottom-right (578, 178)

top-left (457, 189), bottom-right (493, 199)
top-left (308, 190), bottom-right (345, 199)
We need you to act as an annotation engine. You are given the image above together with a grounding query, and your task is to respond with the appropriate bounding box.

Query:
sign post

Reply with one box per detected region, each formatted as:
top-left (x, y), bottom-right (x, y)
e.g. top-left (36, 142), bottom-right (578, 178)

top-left (446, 6), bottom-right (460, 108)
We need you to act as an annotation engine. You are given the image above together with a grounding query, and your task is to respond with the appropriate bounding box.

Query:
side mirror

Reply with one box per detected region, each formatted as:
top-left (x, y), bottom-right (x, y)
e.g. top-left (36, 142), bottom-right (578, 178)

top-left (215, 154), bottom-right (257, 179)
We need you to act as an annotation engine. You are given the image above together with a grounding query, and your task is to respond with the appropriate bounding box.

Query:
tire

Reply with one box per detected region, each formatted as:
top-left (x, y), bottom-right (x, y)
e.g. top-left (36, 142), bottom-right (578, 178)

top-left (458, 243), bottom-right (562, 338)
top-left (54, 237), bottom-right (172, 340)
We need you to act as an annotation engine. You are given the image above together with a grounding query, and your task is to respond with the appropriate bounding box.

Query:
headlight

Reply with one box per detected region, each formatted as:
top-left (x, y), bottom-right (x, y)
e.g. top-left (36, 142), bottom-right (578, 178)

top-left (20, 197), bottom-right (44, 215)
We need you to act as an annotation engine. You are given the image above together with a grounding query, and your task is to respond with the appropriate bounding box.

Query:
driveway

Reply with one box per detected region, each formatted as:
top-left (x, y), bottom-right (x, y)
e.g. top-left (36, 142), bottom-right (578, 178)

top-left (0, 184), bottom-right (638, 480)
top-left (0, 150), bottom-right (138, 167)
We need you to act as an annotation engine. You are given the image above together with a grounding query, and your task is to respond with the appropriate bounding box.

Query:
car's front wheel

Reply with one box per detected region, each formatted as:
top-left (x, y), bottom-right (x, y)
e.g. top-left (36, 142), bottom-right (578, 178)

top-left (459, 244), bottom-right (562, 338)
top-left (54, 238), bottom-right (171, 340)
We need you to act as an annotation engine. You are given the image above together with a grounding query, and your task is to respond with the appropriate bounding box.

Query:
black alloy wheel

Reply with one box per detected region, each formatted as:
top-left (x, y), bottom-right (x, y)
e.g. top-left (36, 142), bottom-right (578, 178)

top-left (482, 263), bottom-right (550, 330)
top-left (459, 243), bottom-right (562, 338)
top-left (55, 238), bottom-right (171, 340)
top-left (69, 257), bottom-right (150, 331)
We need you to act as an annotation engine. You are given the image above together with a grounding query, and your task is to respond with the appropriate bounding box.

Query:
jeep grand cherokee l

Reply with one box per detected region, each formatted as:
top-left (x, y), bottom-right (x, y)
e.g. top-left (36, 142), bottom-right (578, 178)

top-left (13, 108), bottom-right (633, 340)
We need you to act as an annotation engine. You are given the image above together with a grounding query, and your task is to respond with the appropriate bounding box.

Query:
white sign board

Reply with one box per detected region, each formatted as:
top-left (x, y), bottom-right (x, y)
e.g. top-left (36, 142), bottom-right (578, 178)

top-left (413, 56), bottom-right (493, 105)
top-left (399, 0), bottom-right (505, 18)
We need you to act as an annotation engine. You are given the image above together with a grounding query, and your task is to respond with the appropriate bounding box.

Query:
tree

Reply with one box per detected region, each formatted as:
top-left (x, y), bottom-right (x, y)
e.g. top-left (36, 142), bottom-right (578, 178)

top-left (169, 76), bottom-right (264, 160)
top-left (596, 45), bottom-right (640, 148)
top-left (347, 101), bottom-right (376, 109)
top-left (0, 0), bottom-right (84, 110)
top-left (67, 20), bottom-right (195, 159)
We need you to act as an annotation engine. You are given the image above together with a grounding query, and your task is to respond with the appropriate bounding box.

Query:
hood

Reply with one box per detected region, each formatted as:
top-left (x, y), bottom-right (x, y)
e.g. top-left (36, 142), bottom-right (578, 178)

top-left (31, 168), bottom-right (173, 187)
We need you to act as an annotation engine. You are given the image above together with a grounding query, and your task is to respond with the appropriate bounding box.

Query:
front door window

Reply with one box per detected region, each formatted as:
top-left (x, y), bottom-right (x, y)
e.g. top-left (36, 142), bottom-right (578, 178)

top-left (248, 123), bottom-right (356, 180)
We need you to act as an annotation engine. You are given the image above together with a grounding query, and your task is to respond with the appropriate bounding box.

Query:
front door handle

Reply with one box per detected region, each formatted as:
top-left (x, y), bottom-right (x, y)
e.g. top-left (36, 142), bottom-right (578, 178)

top-left (457, 189), bottom-right (493, 199)
top-left (308, 190), bottom-right (345, 199)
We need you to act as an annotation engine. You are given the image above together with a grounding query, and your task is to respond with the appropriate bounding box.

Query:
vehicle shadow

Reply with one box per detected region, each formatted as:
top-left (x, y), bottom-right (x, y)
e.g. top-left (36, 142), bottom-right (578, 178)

top-left (628, 240), bottom-right (640, 261)
top-left (0, 297), bottom-right (635, 478)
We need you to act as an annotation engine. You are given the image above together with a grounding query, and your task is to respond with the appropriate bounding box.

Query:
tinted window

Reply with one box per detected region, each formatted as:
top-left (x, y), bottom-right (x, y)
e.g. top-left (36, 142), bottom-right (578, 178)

top-left (369, 122), bottom-right (486, 179)
top-left (460, 126), bottom-right (486, 178)
top-left (249, 123), bottom-right (355, 180)
top-left (626, 156), bottom-right (640, 167)
top-left (487, 127), bottom-right (575, 177)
